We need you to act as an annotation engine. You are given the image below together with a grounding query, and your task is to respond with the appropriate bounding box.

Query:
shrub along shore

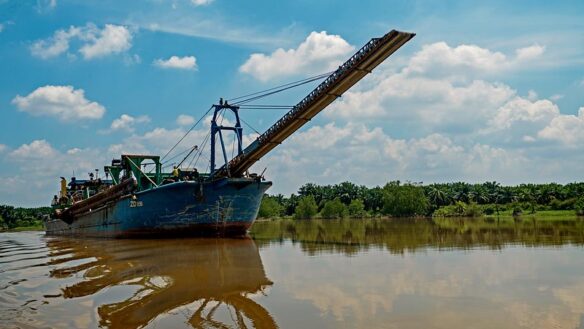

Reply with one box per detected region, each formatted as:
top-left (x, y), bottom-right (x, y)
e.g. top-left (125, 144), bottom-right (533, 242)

top-left (0, 205), bottom-right (51, 231)
top-left (259, 181), bottom-right (584, 220)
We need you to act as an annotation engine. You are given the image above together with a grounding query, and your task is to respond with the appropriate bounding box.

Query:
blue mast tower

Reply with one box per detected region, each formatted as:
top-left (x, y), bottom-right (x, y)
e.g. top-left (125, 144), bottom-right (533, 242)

top-left (210, 99), bottom-right (243, 177)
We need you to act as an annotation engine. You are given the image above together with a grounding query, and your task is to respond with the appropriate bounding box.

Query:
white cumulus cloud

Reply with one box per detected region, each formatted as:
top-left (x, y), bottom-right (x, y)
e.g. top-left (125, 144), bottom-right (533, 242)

top-left (515, 44), bottom-right (546, 61)
top-left (253, 122), bottom-right (533, 194)
top-left (31, 23), bottom-right (132, 60)
top-left (327, 41), bottom-right (550, 136)
top-left (538, 107), bottom-right (584, 144)
top-left (35, 0), bottom-right (57, 13)
top-left (30, 26), bottom-right (82, 59)
top-left (239, 31), bottom-right (355, 81)
top-left (2, 140), bottom-right (106, 205)
top-left (191, 0), bottom-right (214, 5)
top-left (176, 114), bottom-right (195, 126)
top-left (10, 140), bottom-right (57, 159)
top-left (12, 85), bottom-right (106, 121)
top-left (79, 24), bottom-right (133, 59)
top-left (154, 55), bottom-right (198, 70)
top-left (488, 97), bottom-right (559, 130)
top-left (108, 114), bottom-right (150, 133)
top-left (405, 42), bottom-right (508, 77)
top-left (404, 42), bottom-right (545, 80)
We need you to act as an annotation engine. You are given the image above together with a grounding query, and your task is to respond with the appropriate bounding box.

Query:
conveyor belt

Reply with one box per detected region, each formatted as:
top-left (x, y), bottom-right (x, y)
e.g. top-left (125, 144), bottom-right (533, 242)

top-left (217, 29), bottom-right (415, 178)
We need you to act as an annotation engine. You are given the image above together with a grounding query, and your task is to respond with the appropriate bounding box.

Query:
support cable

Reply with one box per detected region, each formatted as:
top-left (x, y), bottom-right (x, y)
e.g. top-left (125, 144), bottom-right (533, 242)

top-left (161, 105), bottom-right (213, 162)
top-left (232, 76), bottom-right (325, 105)
top-left (238, 105), bottom-right (294, 110)
top-left (177, 145), bottom-right (199, 168)
top-left (239, 104), bottom-right (293, 108)
top-left (189, 131), bottom-right (211, 169)
top-left (227, 71), bottom-right (333, 104)
top-left (240, 117), bottom-right (260, 135)
top-left (230, 132), bottom-right (236, 159)
top-left (161, 146), bottom-right (196, 165)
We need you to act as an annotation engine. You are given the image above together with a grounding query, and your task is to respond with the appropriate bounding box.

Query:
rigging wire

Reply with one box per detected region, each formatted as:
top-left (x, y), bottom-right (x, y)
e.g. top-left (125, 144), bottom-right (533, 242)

top-left (161, 105), bottom-right (213, 162)
top-left (230, 73), bottom-right (332, 106)
top-left (239, 104), bottom-right (293, 107)
top-left (240, 117), bottom-right (260, 135)
top-left (226, 71), bottom-right (333, 104)
top-left (232, 75), bottom-right (328, 105)
top-left (230, 131), bottom-right (236, 159)
top-left (161, 132), bottom-right (208, 171)
top-left (177, 145), bottom-right (199, 168)
top-left (238, 105), bottom-right (294, 110)
top-left (161, 146), bottom-right (196, 165)
top-left (188, 131), bottom-right (211, 169)
top-left (238, 107), bottom-right (293, 111)
top-left (158, 72), bottom-right (332, 173)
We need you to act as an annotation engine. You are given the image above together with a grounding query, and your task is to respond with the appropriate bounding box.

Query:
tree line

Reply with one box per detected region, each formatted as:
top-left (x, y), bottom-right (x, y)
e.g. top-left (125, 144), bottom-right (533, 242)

top-left (0, 205), bottom-right (52, 230)
top-left (258, 181), bottom-right (584, 219)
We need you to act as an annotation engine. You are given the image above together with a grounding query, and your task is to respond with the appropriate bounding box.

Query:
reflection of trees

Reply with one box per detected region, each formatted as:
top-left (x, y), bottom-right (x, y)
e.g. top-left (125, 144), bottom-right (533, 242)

top-left (251, 218), bottom-right (584, 255)
top-left (45, 237), bottom-right (276, 329)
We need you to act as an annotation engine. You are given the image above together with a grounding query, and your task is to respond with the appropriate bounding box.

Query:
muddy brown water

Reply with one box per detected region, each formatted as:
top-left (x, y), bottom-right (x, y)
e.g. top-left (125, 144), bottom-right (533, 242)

top-left (1, 217), bottom-right (584, 328)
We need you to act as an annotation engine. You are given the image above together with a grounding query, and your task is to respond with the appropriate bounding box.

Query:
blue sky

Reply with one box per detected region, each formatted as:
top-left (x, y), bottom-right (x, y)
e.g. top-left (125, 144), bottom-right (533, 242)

top-left (1, 0), bottom-right (584, 206)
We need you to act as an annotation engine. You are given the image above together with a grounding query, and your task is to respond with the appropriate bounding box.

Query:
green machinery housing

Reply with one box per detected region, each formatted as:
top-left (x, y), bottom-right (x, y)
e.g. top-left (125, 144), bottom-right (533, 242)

top-left (105, 155), bottom-right (163, 192)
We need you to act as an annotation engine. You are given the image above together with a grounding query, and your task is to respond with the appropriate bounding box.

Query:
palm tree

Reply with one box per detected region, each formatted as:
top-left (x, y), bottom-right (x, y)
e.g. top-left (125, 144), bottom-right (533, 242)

top-left (519, 188), bottom-right (536, 214)
top-left (428, 187), bottom-right (448, 207)
top-left (490, 191), bottom-right (503, 217)
top-left (453, 190), bottom-right (469, 203)
top-left (469, 187), bottom-right (489, 204)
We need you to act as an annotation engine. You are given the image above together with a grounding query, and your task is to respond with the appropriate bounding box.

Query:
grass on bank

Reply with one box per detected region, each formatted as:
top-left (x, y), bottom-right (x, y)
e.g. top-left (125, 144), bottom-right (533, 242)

top-left (5, 223), bottom-right (45, 232)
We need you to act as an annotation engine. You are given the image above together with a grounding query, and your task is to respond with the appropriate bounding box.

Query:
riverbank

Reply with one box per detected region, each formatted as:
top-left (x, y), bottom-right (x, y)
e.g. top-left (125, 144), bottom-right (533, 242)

top-left (1, 205), bottom-right (51, 231)
top-left (1, 223), bottom-right (44, 232)
top-left (257, 209), bottom-right (580, 221)
top-left (259, 181), bottom-right (584, 220)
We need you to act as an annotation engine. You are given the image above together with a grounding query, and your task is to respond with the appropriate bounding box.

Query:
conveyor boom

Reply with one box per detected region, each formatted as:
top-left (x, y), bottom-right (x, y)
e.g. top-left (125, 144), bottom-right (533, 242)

top-left (217, 29), bottom-right (415, 178)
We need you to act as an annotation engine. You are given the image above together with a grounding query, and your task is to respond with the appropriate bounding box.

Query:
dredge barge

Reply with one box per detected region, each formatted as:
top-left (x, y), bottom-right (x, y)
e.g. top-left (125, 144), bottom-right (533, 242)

top-left (45, 29), bottom-right (415, 237)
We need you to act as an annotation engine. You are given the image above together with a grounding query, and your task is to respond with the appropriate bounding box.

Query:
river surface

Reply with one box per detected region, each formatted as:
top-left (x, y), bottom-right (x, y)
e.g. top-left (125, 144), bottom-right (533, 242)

top-left (1, 217), bottom-right (584, 329)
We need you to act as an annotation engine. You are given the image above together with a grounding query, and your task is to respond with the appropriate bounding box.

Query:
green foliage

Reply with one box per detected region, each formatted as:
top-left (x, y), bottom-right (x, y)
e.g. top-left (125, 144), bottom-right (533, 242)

top-left (512, 203), bottom-right (523, 216)
top-left (575, 197), bottom-right (584, 216)
top-left (348, 199), bottom-right (367, 218)
top-left (432, 201), bottom-right (482, 217)
top-left (251, 181), bottom-right (584, 219)
top-left (464, 202), bottom-right (483, 217)
top-left (454, 201), bottom-right (466, 215)
top-left (294, 195), bottom-right (318, 219)
top-left (550, 198), bottom-right (577, 210)
top-left (381, 182), bottom-right (428, 217)
top-left (0, 205), bottom-right (51, 230)
top-left (483, 205), bottom-right (496, 215)
top-left (433, 201), bottom-right (465, 217)
top-left (320, 198), bottom-right (348, 219)
top-left (427, 187), bottom-right (448, 208)
top-left (258, 195), bottom-right (283, 218)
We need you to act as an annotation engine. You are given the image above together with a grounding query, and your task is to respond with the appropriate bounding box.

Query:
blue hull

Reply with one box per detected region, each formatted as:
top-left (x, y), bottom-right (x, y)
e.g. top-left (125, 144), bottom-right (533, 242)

top-left (45, 178), bottom-right (271, 238)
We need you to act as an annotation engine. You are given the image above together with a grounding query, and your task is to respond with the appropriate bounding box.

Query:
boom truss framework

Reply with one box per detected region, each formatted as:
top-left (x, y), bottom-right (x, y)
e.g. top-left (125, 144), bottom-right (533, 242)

top-left (215, 29), bottom-right (415, 178)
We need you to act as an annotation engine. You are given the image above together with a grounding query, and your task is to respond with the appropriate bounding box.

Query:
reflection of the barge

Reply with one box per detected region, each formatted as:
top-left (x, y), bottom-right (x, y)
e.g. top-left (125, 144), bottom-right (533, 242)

top-left (46, 237), bottom-right (276, 329)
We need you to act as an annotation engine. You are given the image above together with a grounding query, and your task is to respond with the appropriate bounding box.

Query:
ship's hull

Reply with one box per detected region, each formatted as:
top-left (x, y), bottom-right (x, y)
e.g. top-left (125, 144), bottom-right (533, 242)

top-left (45, 178), bottom-right (271, 238)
